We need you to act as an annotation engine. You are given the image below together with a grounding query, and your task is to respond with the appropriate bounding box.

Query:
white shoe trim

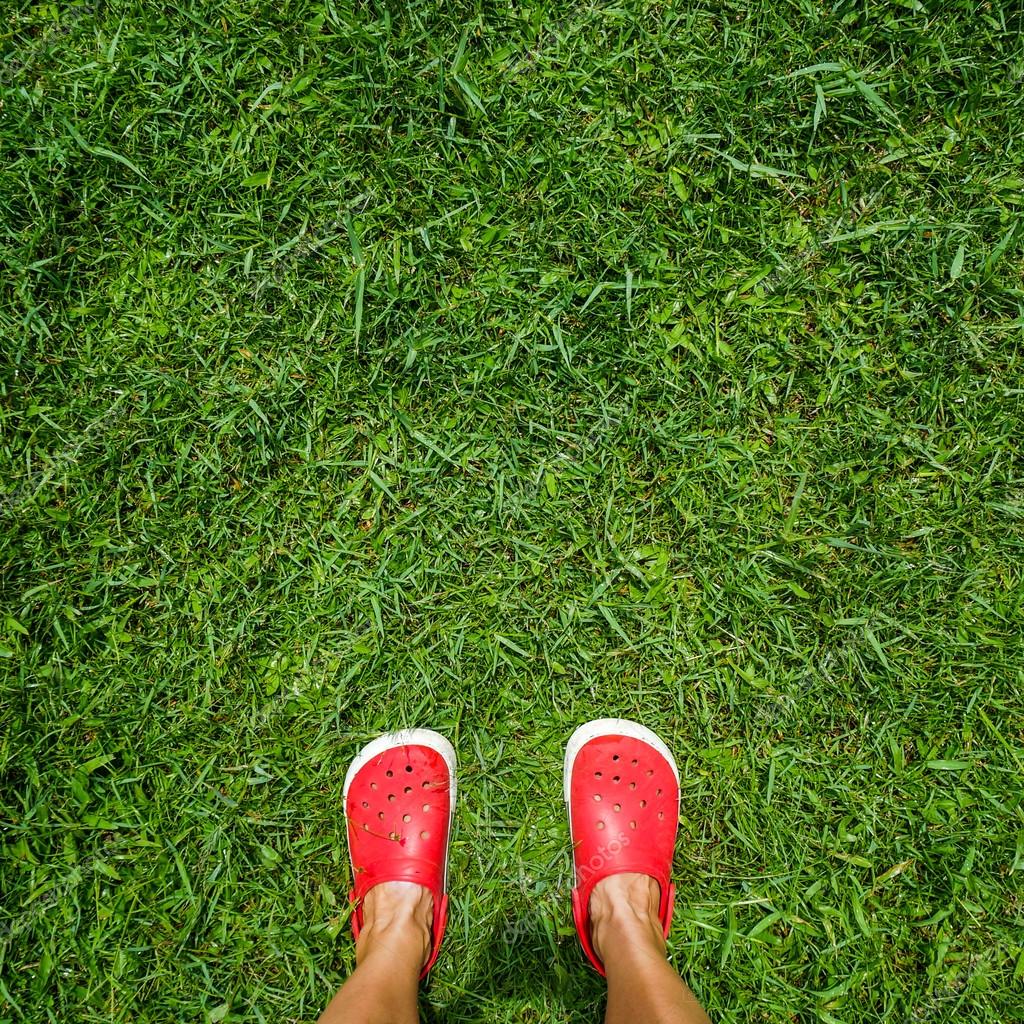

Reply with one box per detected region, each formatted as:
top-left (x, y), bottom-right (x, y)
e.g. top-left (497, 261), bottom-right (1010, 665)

top-left (562, 718), bottom-right (679, 804)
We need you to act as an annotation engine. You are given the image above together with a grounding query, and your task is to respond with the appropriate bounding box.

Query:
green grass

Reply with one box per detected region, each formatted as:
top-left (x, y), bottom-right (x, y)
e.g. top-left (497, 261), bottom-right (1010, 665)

top-left (2, 0), bottom-right (1023, 1021)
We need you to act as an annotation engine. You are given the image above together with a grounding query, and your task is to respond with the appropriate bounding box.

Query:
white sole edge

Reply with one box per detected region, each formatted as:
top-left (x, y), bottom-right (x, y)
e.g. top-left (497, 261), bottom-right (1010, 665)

top-left (343, 728), bottom-right (457, 891)
top-left (562, 718), bottom-right (679, 804)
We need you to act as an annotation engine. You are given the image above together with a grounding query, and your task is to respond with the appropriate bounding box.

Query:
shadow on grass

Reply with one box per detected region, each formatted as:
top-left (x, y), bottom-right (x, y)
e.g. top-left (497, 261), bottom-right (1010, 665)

top-left (421, 915), bottom-right (605, 1024)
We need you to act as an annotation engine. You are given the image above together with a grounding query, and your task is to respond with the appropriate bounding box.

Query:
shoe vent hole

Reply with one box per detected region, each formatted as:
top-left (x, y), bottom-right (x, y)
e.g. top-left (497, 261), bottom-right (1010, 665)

top-left (596, 820), bottom-right (605, 830)
top-left (403, 813), bottom-right (411, 823)
top-left (613, 803), bottom-right (621, 812)
top-left (405, 765), bottom-right (414, 773)
top-left (593, 793), bottom-right (602, 802)
top-left (423, 804), bottom-right (430, 813)
top-left (420, 830), bottom-right (430, 840)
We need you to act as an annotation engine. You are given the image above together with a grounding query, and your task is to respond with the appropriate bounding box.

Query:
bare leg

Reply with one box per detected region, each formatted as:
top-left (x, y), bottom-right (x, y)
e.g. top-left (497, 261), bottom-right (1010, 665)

top-left (318, 882), bottom-right (431, 1024)
top-left (592, 873), bottom-right (711, 1024)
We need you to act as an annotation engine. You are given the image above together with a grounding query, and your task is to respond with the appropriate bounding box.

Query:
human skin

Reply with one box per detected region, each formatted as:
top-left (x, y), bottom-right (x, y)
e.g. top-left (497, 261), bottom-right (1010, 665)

top-left (317, 873), bottom-right (711, 1024)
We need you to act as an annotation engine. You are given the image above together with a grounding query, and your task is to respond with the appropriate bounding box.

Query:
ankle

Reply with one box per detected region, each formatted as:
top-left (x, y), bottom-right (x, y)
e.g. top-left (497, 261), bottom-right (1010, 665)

top-left (589, 873), bottom-right (666, 963)
top-left (356, 882), bottom-right (433, 968)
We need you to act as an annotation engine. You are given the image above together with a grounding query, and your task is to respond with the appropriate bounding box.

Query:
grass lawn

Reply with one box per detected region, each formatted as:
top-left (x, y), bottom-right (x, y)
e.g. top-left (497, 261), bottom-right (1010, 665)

top-left (2, 0), bottom-right (1023, 1020)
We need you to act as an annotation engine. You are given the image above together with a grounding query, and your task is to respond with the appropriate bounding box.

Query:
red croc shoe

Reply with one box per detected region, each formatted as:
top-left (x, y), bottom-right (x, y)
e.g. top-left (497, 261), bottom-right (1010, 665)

top-left (564, 718), bottom-right (680, 975)
top-left (343, 729), bottom-right (456, 978)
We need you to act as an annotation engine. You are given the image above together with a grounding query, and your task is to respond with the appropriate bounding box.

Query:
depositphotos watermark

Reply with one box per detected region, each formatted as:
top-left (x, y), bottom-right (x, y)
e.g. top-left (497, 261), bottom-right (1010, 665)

top-left (0, 397), bottom-right (126, 518)
top-left (1, 4), bottom-right (96, 86)
top-left (576, 831), bottom-right (631, 885)
top-left (0, 853), bottom-right (113, 944)
top-left (502, 831), bottom-right (630, 944)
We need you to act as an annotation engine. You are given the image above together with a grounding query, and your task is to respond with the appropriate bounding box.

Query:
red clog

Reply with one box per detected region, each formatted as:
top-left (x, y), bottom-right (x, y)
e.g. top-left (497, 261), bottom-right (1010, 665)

top-left (343, 729), bottom-right (456, 978)
top-left (564, 718), bottom-right (680, 975)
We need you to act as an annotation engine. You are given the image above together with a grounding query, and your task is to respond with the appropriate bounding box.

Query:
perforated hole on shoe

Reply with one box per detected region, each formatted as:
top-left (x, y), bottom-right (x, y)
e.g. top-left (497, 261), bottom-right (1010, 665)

top-left (404, 786), bottom-right (413, 794)
top-left (422, 804), bottom-right (430, 812)
top-left (593, 793), bottom-right (602, 802)
top-left (403, 814), bottom-right (411, 822)
top-left (596, 820), bottom-right (605, 830)
top-left (420, 830), bottom-right (429, 840)
top-left (613, 803), bottom-right (621, 812)
top-left (405, 765), bottom-right (414, 773)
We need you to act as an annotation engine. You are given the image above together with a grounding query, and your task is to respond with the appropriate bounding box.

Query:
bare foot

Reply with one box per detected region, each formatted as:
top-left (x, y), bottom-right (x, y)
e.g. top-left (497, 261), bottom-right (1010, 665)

top-left (356, 881), bottom-right (433, 969)
top-left (588, 872), bottom-right (666, 964)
